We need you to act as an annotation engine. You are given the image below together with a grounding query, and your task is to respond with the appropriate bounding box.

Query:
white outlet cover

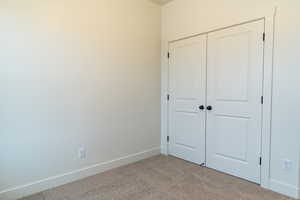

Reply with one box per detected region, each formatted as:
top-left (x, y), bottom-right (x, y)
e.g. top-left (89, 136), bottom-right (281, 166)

top-left (78, 147), bottom-right (86, 159)
top-left (283, 159), bottom-right (292, 171)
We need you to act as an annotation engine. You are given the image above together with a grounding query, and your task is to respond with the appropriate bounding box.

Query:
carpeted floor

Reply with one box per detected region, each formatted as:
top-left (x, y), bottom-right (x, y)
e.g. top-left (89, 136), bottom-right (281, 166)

top-left (21, 155), bottom-right (293, 200)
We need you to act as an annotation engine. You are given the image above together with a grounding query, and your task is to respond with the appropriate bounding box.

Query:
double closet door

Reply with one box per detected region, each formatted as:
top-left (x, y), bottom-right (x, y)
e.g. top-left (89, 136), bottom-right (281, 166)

top-left (168, 20), bottom-right (264, 184)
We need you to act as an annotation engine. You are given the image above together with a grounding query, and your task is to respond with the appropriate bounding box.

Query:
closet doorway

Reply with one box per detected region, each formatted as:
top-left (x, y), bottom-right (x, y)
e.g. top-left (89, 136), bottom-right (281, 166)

top-left (168, 20), bottom-right (264, 184)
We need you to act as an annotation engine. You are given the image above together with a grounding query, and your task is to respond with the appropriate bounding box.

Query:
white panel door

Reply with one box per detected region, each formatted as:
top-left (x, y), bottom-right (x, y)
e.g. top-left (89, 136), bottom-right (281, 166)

top-left (206, 20), bottom-right (264, 183)
top-left (168, 35), bottom-right (206, 165)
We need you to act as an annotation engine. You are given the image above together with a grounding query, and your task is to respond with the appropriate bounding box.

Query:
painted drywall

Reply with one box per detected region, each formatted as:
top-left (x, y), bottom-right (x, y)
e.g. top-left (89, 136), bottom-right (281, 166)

top-left (161, 0), bottom-right (300, 198)
top-left (270, 2), bottom-right (300, 196)
top-left (0, 0), bottom-right (161, 198)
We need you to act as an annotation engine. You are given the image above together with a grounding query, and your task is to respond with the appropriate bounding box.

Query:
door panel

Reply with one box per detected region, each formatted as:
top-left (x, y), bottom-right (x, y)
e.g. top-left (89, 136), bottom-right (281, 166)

top-left (215, 115), bottom-right (248, 161)
top-left (168, 35), bottom-right (206, 165)
top-left (206, 20), bottom-right (264, 183)
top-left (214, 32), bottom-right (249, 101)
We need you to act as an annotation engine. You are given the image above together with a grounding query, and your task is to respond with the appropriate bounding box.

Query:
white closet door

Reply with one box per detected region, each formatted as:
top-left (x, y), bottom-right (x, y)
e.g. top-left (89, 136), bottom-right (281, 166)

top-left (168, 35), bottom-right (206, 165)
top-left (206, 20), bottom-right (264, 183)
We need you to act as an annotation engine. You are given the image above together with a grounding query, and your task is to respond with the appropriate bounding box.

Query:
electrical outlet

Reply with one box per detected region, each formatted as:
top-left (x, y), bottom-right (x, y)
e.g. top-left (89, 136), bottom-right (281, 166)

top-left (283, 159), bottom-right (292, 171)
top-left (78, 147), bottom-right (86, 160)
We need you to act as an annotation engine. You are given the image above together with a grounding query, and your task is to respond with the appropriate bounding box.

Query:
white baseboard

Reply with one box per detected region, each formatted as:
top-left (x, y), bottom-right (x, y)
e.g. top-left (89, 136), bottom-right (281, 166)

top-left (160, 145), bottom-right (168, 155)
top-left (269, 179), bottom-right (300, 199)
top-left (0, 147), bottom-right (161, 200)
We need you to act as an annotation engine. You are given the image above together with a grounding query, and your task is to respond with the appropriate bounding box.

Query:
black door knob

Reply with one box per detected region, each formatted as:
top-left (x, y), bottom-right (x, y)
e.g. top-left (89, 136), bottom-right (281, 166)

top-left (207, 106), bottom-right (213, 111)
top-left (199, 105), bottom-right (205, 110)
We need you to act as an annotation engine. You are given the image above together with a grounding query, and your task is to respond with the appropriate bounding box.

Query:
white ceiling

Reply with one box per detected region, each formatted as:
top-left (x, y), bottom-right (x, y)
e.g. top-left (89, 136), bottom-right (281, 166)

top-left (150, 0), bottom-right (173, 5)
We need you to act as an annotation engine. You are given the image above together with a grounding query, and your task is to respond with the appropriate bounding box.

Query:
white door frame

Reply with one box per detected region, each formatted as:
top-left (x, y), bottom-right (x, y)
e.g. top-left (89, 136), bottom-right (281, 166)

top-left (161, 9), bottom-right (276, 190)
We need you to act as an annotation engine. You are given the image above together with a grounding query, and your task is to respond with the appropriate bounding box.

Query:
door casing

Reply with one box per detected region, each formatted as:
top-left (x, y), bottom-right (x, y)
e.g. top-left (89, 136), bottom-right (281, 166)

top-left (162, 13), bottom-right (275, 190)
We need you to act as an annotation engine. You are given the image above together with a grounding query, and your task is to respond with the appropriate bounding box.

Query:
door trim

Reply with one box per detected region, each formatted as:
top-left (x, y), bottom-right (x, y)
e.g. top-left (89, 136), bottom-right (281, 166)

top-left (161, 10), bottom-right (276, 191)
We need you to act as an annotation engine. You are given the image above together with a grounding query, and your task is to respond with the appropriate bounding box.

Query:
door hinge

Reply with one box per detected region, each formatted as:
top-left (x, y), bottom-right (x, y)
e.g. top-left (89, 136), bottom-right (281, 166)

top-left (259, 157), bottom-right (262, 165)
top-left (167, 52), bottom-right (170, 59)
top-left (261, 96), bottom-right (264, 104)
top-left (167, 94), bottom-right (170, 101)
top-left (167, 136), bottom-right (170, 142)
top-left (263, 32), bottom-right (266, 42)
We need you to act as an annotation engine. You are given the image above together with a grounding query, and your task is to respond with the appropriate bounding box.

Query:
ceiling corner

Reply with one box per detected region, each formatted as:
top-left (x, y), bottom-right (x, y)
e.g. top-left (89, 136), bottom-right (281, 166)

top-left (149, 0), bottom-right (174, 6)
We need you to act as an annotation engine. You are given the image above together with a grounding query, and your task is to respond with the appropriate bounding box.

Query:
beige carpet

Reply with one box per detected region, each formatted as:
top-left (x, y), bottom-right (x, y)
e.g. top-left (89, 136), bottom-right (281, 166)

top-left (21, 155), bottom-right (293, 200)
